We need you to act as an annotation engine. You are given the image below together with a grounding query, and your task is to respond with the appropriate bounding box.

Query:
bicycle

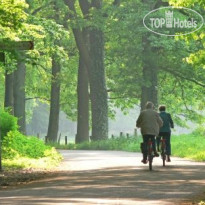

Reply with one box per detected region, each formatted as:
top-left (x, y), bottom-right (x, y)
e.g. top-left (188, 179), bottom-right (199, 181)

top-left (160, 138), bottom-right (166, 167)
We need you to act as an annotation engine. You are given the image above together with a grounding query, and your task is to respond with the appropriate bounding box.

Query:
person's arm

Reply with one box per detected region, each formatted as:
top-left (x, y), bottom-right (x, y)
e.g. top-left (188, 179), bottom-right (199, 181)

top-left (157, 113), bottom-right (163, 128)
top-left (136, 113), bottom-right (142, 128)
top-left (169, 113), bottom-right (174, 128)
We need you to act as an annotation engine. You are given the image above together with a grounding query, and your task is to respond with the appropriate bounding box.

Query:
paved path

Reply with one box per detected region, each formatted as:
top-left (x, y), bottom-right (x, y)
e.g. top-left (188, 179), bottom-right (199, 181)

top-left (0, 150), bottom-right (205, 205)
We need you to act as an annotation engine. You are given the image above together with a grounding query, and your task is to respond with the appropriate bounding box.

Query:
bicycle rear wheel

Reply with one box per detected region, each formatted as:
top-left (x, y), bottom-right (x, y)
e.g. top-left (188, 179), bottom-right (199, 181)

top-left (162, 152), bottom-right (166, 167)
top-left (148, 155), bottom-right (153, 171)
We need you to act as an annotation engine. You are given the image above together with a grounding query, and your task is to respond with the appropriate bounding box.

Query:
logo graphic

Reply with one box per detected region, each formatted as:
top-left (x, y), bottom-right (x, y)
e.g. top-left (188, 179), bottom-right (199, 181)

top-left (165, 11), bottom-right (173, 28)
top-left (143, 7), bottom-right (204, 36)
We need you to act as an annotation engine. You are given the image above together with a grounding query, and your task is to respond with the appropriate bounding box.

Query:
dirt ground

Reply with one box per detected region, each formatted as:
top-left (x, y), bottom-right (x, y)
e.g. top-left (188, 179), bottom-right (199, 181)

top-left (0, 150), bottom-right (205, 205)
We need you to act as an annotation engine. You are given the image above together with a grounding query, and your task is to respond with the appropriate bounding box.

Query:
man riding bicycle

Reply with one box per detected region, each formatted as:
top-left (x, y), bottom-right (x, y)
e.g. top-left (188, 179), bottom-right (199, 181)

top-left (136, 101), bottom-right (163, 164)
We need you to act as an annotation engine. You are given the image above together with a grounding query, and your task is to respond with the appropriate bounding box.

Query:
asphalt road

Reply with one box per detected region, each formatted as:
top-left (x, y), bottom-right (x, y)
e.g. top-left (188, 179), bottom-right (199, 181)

top-left (0, 150), bottom-right (205, 205)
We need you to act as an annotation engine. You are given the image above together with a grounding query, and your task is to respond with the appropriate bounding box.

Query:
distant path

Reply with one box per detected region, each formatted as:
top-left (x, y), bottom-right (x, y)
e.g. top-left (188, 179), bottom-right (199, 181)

top-left (0, 150), bottom-right (205, 205)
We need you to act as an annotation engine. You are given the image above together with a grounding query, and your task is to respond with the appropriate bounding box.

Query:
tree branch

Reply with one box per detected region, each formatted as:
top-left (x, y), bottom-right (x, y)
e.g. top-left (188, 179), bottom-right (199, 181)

top-left (176, 77), bottom-right (192, 112)
top-left (108, 96), bottom-right (139, 100)
top-left (163, 68), bottom-right (205, 88)
top-left (153, 0), bottom-right (169, 9)
top-left (25, 97), bottom-right (50, 102)
top-left (113, 0), bottom-right (120, 6)
top-left (63, 0), bottom-right (92, 80)
top-left (79, 0), bottom-right (91, 15)
top-left (31, 5), bottom-right (48, 15)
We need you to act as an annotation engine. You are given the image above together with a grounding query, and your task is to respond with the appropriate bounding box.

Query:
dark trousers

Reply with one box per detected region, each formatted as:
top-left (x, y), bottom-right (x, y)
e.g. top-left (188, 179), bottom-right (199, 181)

top-left (142, 135), bottom-right (156, 160)
top-left (156, 132), bottom-right (171, 155)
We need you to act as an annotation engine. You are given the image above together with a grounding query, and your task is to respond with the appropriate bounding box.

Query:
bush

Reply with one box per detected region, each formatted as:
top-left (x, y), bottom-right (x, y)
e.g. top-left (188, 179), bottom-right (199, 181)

top-left (0, 109), bottom-right (62, 169)
top-left (0, 109), bottom-right (18, 139)
top-left (3, 130), bottom-right (55, 159)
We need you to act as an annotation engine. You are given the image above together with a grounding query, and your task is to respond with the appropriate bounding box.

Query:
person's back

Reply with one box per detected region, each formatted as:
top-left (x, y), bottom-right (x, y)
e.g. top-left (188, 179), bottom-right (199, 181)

top-left (137, 109), bottom-right (162, 136)
top-left (159, 111), bottom-right (174, 132)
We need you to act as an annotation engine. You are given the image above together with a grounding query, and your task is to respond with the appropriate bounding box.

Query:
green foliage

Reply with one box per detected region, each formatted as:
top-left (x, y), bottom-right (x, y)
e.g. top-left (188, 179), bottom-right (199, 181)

top-left (0, 0), bottom-right (28, 31)
top-left (2, 130), bottom-right (62, 169)
top-left (2, 130), bottom-right (54, 159)
top-left (0, 109), bottom-right (18, 139)
top-left (0, 109), bottom-right (62, 169)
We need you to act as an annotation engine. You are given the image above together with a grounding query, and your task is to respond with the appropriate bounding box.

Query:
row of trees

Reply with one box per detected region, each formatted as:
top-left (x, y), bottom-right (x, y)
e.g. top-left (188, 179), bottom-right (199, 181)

top-left (0, 0), bottom-right (204, 143)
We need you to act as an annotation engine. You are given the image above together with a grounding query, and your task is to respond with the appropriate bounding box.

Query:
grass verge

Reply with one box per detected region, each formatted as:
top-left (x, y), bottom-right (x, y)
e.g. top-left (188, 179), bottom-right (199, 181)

top-left (51, 133), bottom-right (205, 162)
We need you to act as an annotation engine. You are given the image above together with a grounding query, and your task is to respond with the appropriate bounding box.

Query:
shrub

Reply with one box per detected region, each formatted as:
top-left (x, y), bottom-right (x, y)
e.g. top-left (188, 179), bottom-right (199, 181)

top-left (0, 109), bottom-right (18, 139)
top-left (3, 130), bottom-right (53, 159)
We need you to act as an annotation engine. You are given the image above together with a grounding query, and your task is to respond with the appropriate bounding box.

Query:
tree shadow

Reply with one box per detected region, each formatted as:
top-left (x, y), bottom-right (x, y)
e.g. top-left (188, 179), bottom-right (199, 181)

top-left (0, 163), bottom-right (205, 204)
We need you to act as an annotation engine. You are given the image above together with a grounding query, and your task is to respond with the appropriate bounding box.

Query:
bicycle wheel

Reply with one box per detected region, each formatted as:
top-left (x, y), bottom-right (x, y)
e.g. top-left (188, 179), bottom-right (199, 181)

top-left (161, 139), bottom-right (166, 167)
top-left (148, 139), bottom-right (153, 171)
top-left (148, 154), bottom-right (153, 171)
top-left (162, 151), bottom-right (166, 167)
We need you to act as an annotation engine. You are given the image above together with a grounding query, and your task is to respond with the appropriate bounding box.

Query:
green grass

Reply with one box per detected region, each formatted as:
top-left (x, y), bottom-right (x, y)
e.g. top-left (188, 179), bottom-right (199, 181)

top-left (52, 132), bottom-right (205, 162)
top-left (172, 133), bottom-right (205, 161)
top-left (49, 136), bottom-right (142, 152)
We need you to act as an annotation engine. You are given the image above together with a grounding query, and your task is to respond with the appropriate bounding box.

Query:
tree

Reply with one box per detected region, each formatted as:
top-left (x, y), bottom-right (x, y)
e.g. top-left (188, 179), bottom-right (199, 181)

top-left (13, 54), bottom-right (26, 134)
top-left (4, 71), bottom-right (14, 114)
top-left (105, 0), bottom-right (205, 125)
top-left (64, 0), bottom-right (109, 140)
top-left (76, 54), bottom-right (89, 143)
top-left (47, 58), bottom-right (61, 142)
top-left (25, 0), bottom-right (76, 141)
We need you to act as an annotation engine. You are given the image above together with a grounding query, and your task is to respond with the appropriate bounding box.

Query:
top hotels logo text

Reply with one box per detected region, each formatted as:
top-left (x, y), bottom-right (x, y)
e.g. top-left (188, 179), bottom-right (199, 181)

top-left (143, 7), bottom-right (204, 36)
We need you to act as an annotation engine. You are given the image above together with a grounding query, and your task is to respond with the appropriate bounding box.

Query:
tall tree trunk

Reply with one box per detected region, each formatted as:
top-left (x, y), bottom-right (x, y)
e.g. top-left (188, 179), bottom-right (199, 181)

top-left (89, 28), bottom-right (108, 141)
top-left (75, 1), bottom-right (91, 143)
top-left (13, 56), bottom-right (26, 134)
top-left (141, 66), bottom-right (158, 110)
top-left (47, 58), bottom-right (61, 142)
top-left (76, 55), bottom-right (89, 143)
top-left (64, 0), bottom-right (108, 140)
top-left (141, 36), bottom-right (158, 110)
top-left (4, 70), bottom-right (14, 114)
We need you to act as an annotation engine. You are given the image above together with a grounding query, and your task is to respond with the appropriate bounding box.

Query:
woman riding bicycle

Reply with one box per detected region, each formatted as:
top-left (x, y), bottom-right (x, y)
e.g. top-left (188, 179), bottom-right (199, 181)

top-left (156, 105), bottom-right (174, 162)
top-left (136, 101), bottom-right (163, 164)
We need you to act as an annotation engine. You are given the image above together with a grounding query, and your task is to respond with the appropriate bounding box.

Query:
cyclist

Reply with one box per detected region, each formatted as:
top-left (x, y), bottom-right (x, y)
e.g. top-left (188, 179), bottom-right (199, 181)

top-left (136, 101), bottom-right (163, 164)
top-left (156, 105), bottom-right (174, 162)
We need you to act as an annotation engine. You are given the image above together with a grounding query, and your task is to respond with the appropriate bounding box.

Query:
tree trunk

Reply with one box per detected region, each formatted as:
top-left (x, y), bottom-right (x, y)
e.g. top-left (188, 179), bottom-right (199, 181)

top-left (141, 36), bottom-right (158, 110)
top-left (141, 66), bottom-right (158, 110)
top-left (4, 70), bottom-right (14, 114)
top-left (64, 0), bottom-right (108, 141)
top-left (76, 54), bottom-right (89, 143)
top-left (13, 56), bottom-right (26, 134)
top-left (47, 58), bottom-right (61, 142)
top-left (89, 28), bottom-right (108, 141)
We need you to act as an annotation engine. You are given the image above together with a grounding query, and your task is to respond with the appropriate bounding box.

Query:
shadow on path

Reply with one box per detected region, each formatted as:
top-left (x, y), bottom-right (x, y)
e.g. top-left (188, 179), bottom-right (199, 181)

top-left (0, 163), bottom-right (205, 205)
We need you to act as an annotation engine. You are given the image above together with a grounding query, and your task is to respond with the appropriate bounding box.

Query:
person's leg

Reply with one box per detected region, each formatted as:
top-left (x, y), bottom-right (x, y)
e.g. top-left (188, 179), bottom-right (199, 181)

top-left (150, 135), bottom-right (159, 157)
top-left (145, 135), bottom-right (159, 157)
top-left (164, 132), bottom-right (171, 161)
top-left (142, 135), bottom-right (149, 163)
top-left (164, 132), bottom-right (171, 155)
top-left (156, 135), bottom-right (161, 152)
top-left (151, 135), bottom-right (156, 152)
